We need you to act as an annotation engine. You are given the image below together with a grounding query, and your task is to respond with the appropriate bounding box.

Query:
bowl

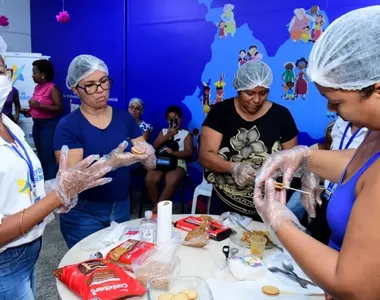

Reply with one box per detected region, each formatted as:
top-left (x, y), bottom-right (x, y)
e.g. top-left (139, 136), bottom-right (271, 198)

top-left (147, 276), bottom-right (214, 300)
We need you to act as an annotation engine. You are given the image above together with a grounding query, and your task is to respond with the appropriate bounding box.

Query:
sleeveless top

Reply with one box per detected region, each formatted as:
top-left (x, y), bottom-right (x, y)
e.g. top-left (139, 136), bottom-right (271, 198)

top-left (30, 82), bottom-right (56, 119)
top-left (327, 146), bottom-right (380, 251)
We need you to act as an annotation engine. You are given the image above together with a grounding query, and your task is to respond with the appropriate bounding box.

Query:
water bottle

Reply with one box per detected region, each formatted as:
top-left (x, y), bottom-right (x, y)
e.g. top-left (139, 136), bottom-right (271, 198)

top-left (140, 210), bottom-right (157, 243)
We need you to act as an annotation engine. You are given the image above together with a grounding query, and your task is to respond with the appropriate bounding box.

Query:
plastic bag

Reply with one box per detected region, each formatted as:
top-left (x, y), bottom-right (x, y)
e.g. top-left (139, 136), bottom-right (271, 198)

top-left (131, 238), bottom-right (180, 288)
top-left (53, 258), bottom-right (146, 300)
top-left (218, 212), bottom-right (252, 232)
top-left (228, 256), bottom-right (267, 281)
top-left (81, 221), bottom-right (126, 251)
top-left (182, 215), bottom-right (211, 247)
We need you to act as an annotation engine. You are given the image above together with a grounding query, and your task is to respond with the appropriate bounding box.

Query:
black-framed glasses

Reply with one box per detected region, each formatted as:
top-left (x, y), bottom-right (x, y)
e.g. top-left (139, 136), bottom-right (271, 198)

top-left (77, 78), bottom-right (113, 95)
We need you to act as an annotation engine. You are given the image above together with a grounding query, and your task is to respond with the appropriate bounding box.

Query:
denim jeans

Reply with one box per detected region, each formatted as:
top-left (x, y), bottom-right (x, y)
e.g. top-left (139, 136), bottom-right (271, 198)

top-left (60, 199), bottom-right (131, 249)
top-left (0, 237), bottom-right (42, 300)
top-left (286, 191), bottom-right (306, 221)
top-left (32, 118), bottom-right (58, 180)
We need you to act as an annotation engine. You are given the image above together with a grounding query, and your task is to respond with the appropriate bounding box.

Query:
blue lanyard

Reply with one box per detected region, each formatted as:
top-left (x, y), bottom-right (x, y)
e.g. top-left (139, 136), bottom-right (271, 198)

top-left (7, 130), bottom-right (35, 188)
top-left (326, 123), bottom-right (362, 193)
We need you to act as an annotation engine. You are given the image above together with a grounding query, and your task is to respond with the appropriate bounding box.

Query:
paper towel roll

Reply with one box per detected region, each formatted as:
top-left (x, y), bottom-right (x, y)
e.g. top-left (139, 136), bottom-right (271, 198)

top-left (157, 200), bottom-right (173, 244)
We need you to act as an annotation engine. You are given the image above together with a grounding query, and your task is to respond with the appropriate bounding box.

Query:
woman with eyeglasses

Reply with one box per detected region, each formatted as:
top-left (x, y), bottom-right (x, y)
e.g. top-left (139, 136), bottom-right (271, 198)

top-left (53, 55), bottom-right (153, 248)
top-left (128, 98), bottom-right (153, 141)
top-left (22, 60), bottom-right (63, 180)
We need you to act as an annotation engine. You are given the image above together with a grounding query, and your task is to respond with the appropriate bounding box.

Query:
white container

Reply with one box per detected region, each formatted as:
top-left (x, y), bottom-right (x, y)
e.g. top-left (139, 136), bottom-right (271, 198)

top-left (18, 117), bottom-right (35, 150)
top-left (140, 210), bottom-right (157, 244)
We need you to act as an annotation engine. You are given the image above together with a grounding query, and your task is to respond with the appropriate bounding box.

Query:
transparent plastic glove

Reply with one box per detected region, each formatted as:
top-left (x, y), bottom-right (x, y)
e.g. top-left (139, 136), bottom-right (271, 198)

top-left (231, 162), bottom-right (256, 187)
top-left (104, 140), bottom-right (139, 170)
top-left (253, 178), bottom-right (304, 232)
top-left (254, 146), bottom-right (311, 204)
top-left (132, 141), bottom-right (156, 169)
top-left (55, 146), bottom-right (112, 211)
top-left (300, 171), bottom-right (323, 218)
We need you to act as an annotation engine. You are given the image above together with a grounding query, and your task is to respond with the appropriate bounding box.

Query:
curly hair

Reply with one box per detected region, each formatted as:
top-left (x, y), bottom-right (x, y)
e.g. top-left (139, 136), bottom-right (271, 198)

top-left (32, 59), bottom-right (55, 82)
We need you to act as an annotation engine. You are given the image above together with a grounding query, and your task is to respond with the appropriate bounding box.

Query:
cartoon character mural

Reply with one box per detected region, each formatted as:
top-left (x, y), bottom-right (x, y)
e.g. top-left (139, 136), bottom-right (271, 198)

top-left (214, 73), bottom-right (226, 104)
top-left (202, 80), bottom-right (211, 117)
top-left (238, 50), bottom-right (247, 67)
top-left (312, 14), bottom-right (325, 41)
top-left (289, 8), bottom-right (312, 42)
top-left (281, 62), bottom-right (295, 99)
top-left (221, 4), bottom-right (236, 37)
top-left (294, 57), bottom-right (309, 100)
top-left (248, 45), bottom-right (263, 61)
top-left (217, 21), bottom-right (227, 38)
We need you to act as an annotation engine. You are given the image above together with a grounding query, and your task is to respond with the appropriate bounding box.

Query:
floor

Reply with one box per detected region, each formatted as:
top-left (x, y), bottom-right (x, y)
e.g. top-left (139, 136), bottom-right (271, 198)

top-left (35, 192), bottom-right (190, 299)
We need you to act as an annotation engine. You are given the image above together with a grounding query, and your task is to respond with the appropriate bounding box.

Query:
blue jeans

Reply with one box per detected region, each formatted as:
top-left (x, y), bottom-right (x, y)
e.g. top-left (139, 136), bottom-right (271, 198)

top-left (60, 199), bottom-right (131, 249)
top-left (287, 192), bottom-right (306, 221)
top-left (32, 118), bottom-right (58, 180)
top-left (0, 237), bottom-right (42, 300)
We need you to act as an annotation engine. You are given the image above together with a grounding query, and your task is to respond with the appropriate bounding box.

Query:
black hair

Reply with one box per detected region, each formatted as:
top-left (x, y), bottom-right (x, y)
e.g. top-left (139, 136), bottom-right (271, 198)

top-left (295, 57), bottom-right (308, 68)
top-left (165, 105), bottom-right (182, 118)
top-left (360, 84), bottom-right (375, 99)
top-left (32, 59), bottom-right (55, 82)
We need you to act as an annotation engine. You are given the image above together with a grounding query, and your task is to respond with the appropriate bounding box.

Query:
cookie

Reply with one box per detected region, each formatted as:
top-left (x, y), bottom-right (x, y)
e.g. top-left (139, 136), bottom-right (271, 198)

top-left (262, 285), bottom-right (280, 296)
top-left (181, 289), bottom-right (198, 299)
top-left (158, 293), bottom-right (175, 300)
top-left (172, 292), bottom-right (190, 300)
top-left (131, 147), bottom-right (145, 155)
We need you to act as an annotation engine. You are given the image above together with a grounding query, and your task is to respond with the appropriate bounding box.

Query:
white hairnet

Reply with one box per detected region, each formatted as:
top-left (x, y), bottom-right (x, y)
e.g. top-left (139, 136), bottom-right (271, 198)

top-left (308, 6), bottom-right (380, 90)
top-left (66, 54), bottom-right (108, 88)
top-left (233, 61), bottom-right (273, 91)
top-left (129, 97), bottom-right (145, 113)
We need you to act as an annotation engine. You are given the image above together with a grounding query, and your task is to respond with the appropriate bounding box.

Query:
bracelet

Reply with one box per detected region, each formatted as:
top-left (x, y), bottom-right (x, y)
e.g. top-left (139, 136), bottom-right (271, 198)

top-left (19, 209), bottom-right (26, 235)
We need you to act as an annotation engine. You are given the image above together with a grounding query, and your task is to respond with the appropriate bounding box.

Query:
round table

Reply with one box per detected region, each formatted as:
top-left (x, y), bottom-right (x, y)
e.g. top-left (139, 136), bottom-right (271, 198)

top-left (57, 215), bottom-right (323, 299)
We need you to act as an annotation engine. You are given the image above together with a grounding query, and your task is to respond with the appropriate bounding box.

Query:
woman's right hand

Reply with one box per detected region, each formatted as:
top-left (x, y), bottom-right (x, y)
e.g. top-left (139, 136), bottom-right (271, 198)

top-left (54, 146), bottom-right (112, 212)
top-left (167, 125), bottom-right (179, 138)
top-left (254, 146), bottom-right (311, 204)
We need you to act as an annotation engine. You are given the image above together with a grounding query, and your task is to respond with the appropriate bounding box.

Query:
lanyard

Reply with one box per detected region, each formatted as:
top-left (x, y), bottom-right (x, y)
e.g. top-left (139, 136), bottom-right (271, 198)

top-left (325, 123), bottom-right (362, 197)
top-left (7, 130), bottom-right (36, 189)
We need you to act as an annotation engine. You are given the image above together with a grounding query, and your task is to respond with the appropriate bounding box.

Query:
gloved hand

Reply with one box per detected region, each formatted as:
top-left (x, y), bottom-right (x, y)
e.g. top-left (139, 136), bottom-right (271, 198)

top-left (54, 146), bottom-right (112, 212)
top-left (255, 146), bottom-right (311, 204)
top-left (300, 171), bottom-right (322, 218)
top-left (253, 178), bottom-right (304, 232)
top-left (231, 162), bottom-right (256, 187)
top-left (131, 141), bottom-right (156, 169)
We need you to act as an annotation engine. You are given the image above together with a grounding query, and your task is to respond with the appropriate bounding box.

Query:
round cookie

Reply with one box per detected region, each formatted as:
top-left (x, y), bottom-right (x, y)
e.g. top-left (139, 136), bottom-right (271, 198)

top-left (158, 293), bottom-right (175, 300)
top-left (262, 285), bottom-right (280, 296)
top-left (181, 289), bottom-right (198, 299)
top-left (172, 292), bottom-right (190, 300)
top-left (131, 147), bottom-right (145, 155)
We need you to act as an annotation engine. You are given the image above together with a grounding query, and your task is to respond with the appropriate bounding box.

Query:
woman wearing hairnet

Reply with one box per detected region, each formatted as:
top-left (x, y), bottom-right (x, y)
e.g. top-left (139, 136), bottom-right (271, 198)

top-left (128, 97), bottom-right (153, 141)
top-left (0, 71), bottom-right (112, 297)
top-left (254, 6), bottom-right (380, 299)
top-left (54, 55), bottom-right (155, 248)
top-left (199, 61), bottom-right (298, 219)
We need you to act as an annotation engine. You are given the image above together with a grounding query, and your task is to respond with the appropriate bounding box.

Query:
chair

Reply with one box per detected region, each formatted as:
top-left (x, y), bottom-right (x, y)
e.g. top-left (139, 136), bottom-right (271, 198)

top-left (191, 177), bottom-right (212, 214)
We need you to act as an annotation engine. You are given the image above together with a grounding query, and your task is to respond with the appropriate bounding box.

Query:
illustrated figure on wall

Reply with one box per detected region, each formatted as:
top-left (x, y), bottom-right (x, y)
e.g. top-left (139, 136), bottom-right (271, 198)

top-left (202, 80), bottom-right (211, 117)
top-left (294, 57), bottom-right (309, 100)
top-left (238, 50), bottom-right (247, 68)
top-left (214, 73), bottom-right (226, 104)
top-left (288, 8), bottom-right (312, 42)
top-left (248, 45), bottom-right (263, 62)
top-left (281, 62), bottom-right (295, 98)
top-left (217, 21), bottom-right (227, 38)
top-left (312, 14), bottom-right (325, 41)
top-left (221, 4), bottom-right (236, 37)
top-left (284, 82), bottom-right (295, 100)
top-left (301, 26), bottom-right (312, 43)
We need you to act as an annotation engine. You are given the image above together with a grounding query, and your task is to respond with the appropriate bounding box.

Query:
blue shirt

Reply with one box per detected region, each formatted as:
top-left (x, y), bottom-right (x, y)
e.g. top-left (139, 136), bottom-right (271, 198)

top-left (53, 108), bottom-right (142, 202)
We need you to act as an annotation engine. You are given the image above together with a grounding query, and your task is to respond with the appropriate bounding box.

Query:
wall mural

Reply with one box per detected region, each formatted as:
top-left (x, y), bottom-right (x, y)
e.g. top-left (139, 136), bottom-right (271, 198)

top-left (183, 2), bottom-right (334, 148)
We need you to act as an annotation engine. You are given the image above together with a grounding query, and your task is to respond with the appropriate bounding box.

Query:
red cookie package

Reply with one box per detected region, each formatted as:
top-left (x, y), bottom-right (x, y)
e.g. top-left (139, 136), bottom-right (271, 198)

top-left (53, 258), bottom-right (146, 300)
top-left (106, 239), bottom-right (155, 272)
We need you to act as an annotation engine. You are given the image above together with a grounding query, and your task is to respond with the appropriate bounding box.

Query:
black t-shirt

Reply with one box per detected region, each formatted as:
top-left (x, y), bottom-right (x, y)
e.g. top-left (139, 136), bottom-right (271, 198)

top-left (202, 98), bottom-right (299, 217)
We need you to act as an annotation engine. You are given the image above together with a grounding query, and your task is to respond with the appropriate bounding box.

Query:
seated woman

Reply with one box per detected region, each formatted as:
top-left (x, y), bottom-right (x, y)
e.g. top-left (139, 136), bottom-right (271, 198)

top-left (128, 97), bottom-right (153, 141)
top-left (145, 105), bottom-right (193, 210)
top-left (53, 55), bottom-right (155, 248)
top-left (199, 61), bottom-right (298, 220)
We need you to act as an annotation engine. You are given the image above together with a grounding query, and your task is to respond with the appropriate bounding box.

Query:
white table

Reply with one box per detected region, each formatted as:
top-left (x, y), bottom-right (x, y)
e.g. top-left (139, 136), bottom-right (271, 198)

top-left (57, 215), bottom-right (323, 299)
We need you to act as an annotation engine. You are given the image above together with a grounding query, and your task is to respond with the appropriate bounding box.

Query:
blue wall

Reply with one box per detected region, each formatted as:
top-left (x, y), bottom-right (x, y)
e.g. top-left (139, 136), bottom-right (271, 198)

top-left (31, 0), bottom-right (379, 144)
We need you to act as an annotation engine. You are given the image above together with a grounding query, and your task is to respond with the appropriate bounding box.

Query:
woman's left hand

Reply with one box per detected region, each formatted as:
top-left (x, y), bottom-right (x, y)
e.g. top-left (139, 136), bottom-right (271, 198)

top-left (29, 99), bottom-right (40, 107)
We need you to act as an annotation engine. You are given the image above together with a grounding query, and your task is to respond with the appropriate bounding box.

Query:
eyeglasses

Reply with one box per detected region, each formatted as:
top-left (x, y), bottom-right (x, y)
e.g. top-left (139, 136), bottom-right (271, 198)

top-left (77, 78), bottom-right (113, 95)
top-left (129, 105), bottom-right (142, 111)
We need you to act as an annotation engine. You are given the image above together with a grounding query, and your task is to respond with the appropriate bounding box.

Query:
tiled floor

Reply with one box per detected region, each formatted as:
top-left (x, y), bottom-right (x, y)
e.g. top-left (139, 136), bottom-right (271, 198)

top-left (35, 192), bottom-right (189, 299)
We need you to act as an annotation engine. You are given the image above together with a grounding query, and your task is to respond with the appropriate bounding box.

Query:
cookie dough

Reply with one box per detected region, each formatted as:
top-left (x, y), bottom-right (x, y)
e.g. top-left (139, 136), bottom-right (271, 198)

top-left (262, 285), bottom-right (280, 296)
top-left (158, 293), bottom-right (175, 300)
top-left (172, 292), bottom-right (190, 300)
top-left (181, 289), bottom-right (198, 299)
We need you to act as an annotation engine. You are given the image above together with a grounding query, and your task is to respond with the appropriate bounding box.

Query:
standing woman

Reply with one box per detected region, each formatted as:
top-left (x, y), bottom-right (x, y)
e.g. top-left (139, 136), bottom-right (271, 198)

top-left (0, 70), bottom-right (112, 299)
top-left (254, 6), bottom-right (380, 299)
top-left (54, 55), bottom-right (155, 248)
top-left (27, 59), bottom-right (63, 180)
